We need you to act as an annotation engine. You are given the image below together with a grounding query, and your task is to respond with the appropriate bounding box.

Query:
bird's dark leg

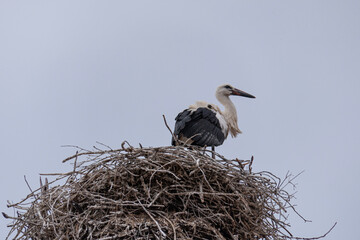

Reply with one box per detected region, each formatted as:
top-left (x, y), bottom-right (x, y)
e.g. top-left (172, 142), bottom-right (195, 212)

top-left (211, 146), bottom-right (215, 159)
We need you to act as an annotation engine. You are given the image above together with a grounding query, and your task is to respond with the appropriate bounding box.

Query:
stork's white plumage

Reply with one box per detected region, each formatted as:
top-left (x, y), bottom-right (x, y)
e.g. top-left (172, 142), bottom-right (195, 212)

top-left (172, 84), bottom-right (255, 148)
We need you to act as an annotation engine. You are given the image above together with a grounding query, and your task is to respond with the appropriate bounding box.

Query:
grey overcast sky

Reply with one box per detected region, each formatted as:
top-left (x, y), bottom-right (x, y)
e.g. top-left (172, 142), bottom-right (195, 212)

top-left (1, 1), bottom-right (359, 239)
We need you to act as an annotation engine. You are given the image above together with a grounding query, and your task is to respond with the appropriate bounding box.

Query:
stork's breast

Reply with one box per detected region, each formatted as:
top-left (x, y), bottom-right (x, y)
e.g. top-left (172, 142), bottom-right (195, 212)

top-left (216, 112), bottom-right (228, 137)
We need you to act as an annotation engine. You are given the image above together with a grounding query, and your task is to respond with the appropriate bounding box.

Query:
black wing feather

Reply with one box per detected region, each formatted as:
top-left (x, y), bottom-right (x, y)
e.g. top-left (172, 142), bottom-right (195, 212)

top-left (172, 108), bottom-right (225, 147)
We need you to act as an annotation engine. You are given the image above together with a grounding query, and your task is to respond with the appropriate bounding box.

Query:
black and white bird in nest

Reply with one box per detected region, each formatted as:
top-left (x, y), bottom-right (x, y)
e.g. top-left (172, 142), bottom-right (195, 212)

top-left (172, 84), bottom-right (255, 153)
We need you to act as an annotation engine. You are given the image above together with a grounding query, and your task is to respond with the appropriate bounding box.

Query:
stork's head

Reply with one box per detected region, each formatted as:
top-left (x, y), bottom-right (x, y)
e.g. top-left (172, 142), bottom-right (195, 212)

top-left (216, 84), bottom-right (256, 98)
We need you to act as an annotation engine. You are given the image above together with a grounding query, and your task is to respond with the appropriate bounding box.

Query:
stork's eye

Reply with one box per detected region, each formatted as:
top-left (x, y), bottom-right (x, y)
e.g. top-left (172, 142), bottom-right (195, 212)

top-left (224, 85), bottom-right (231, 89)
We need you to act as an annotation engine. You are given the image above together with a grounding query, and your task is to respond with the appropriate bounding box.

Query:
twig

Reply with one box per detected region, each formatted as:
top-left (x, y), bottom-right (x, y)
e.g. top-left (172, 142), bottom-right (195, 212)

top-left (23, 175), bottom-right (32, 193)
top-left (162, 114), bottom-right (178, 145)
top-left (137, 199), bottom-right (166, 239)
top-left (291, 222), bottom-right (337, 240)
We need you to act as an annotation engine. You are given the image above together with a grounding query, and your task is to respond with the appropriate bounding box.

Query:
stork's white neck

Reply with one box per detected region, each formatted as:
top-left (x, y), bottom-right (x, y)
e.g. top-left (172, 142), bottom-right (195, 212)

top-left (216, 93), bottom-right (236, 117)
top-left (216, 93), bottom-right (242, 137)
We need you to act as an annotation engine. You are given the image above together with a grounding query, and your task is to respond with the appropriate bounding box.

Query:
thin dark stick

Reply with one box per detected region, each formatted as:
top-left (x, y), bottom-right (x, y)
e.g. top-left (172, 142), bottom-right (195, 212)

top-left (291, 222), bottom-right (337, 240)
top-left (23, 176), bottom-right (33, 193)
top-left (162, 114), bottom-right (179, 145)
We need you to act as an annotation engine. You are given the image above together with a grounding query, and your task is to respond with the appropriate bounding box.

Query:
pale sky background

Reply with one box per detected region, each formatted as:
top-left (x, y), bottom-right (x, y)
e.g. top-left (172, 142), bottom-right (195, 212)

top-left (1, 1), bottom-right (359, 239)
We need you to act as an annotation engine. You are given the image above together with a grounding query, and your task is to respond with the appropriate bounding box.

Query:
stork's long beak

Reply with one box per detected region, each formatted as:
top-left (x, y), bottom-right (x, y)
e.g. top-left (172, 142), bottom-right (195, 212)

top-left (231, 88), bottom-right (256, 98)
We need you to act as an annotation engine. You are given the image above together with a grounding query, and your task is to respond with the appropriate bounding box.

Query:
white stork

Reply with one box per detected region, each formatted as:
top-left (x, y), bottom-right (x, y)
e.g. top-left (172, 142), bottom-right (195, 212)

top-left (172, 84), bottom-right (255, 151)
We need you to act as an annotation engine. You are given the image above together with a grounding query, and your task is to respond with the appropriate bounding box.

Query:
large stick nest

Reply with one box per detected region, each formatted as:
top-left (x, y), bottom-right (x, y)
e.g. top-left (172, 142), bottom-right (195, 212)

top-left (4, 143), bottom-right (307, 239)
